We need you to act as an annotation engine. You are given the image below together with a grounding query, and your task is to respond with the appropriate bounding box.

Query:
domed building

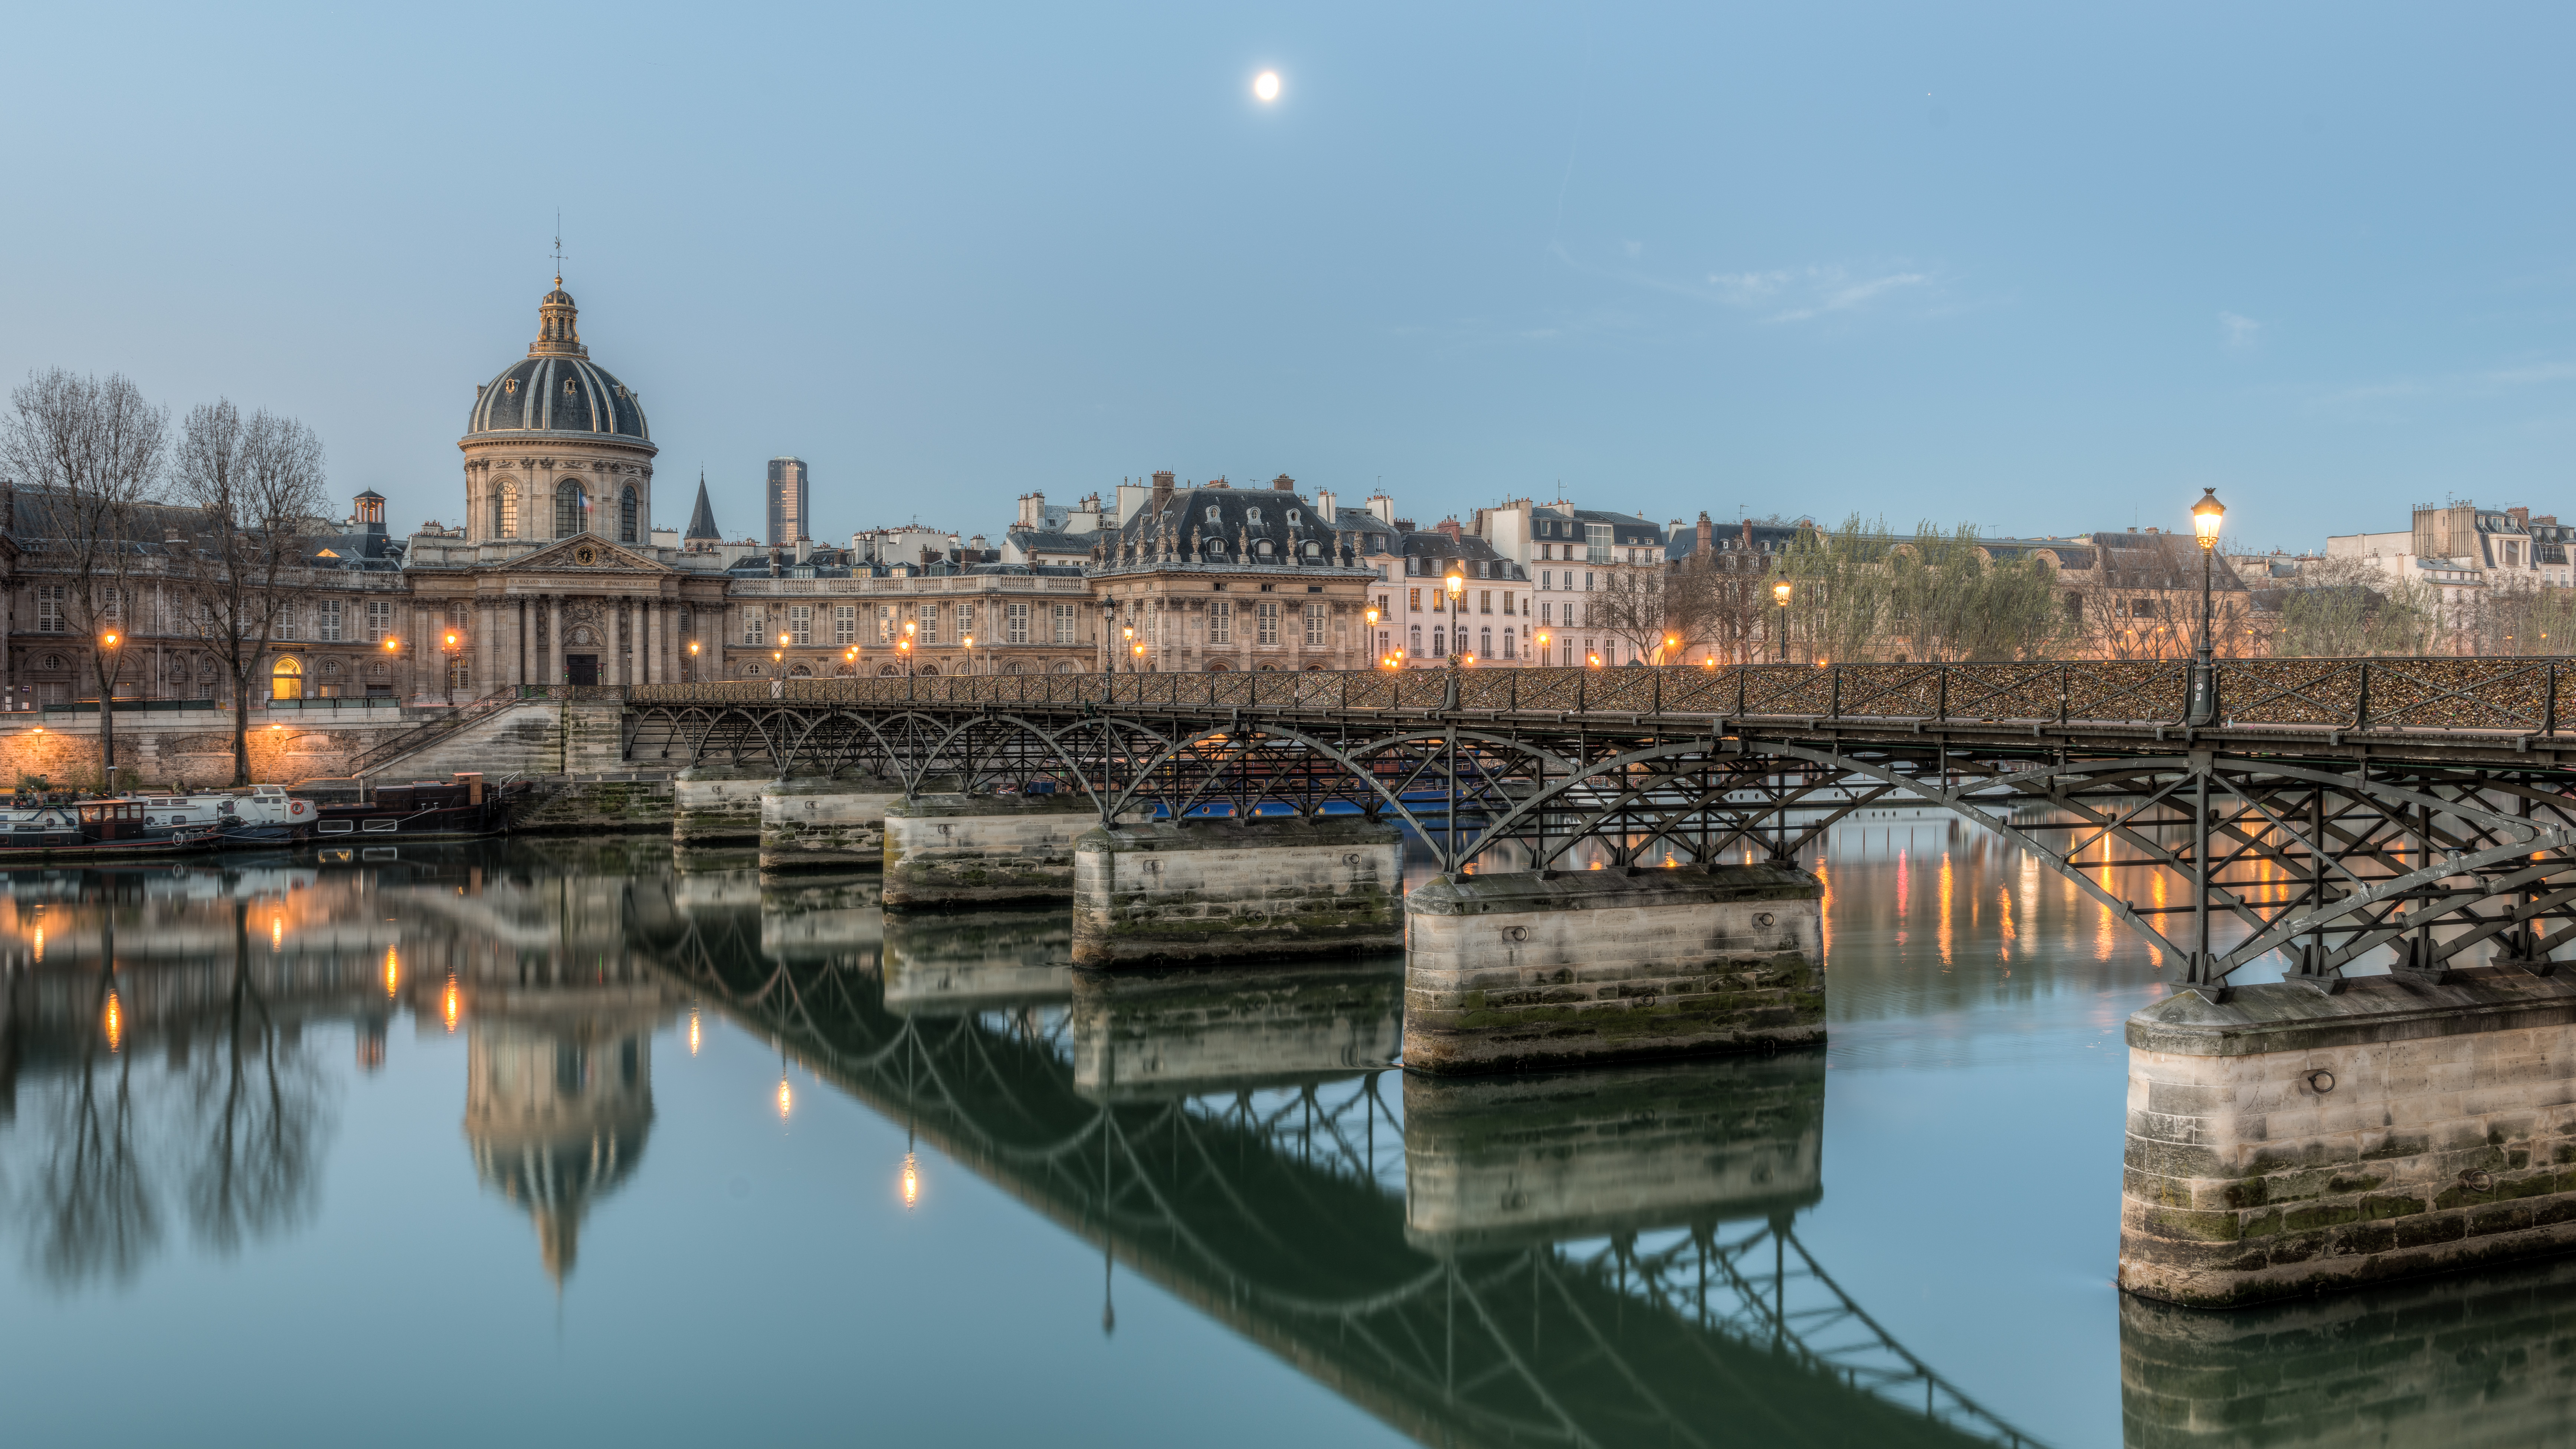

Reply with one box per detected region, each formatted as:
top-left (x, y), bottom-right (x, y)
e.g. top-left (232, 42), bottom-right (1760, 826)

top-left (459, 282), bottom-right (657, 546)
top-left (401, 279), bottom-right (736, 689)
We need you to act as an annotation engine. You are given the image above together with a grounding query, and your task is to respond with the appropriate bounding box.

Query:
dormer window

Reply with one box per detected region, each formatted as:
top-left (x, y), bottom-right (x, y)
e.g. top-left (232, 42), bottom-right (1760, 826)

top-left (1246, 507), bottom-right (1262, 525)
top-left (1206, 505), bottom-right (1220, 524)
top-left (563, 379), bottom-right (578, 396)
top-left (1287, 510), bottom-right (1301, 525)
top-left (502, 378), bottom-right (518, 394)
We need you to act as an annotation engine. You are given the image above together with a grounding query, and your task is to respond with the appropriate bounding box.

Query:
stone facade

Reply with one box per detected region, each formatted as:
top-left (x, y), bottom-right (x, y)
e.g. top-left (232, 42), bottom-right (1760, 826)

top-left (2121, 968), bottom-right (2576, 1307)
top-left (1092, 473), bottom-right (1377, 672)
top-left (1403, 864), bottom-right (1826, 1074)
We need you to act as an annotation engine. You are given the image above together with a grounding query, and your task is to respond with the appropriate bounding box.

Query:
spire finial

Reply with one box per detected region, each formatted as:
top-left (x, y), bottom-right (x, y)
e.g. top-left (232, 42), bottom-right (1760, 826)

top-left (551, 210), bottom-right (565, 286)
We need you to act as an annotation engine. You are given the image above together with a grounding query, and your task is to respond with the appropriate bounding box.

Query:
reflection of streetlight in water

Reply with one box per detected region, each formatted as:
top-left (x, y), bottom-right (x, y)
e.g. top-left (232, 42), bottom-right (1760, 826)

top-left (441, 974), bottom-right (460, 1033)
top-left (103, 989), bottom-right (122, 1052)
top-left (901, 1151), bottom-right (921, 1209)
top-left (776, 1077), bottom-right (793, 1120)
top-left (383, 945), bottom-right (400, 999)
top-left (688, 1007), bottom-right (701, 1056)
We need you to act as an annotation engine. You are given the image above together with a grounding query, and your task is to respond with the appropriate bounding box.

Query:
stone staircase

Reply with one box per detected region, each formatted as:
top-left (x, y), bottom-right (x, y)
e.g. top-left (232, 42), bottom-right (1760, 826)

top-left (354, 699), bottom-right (630, 782)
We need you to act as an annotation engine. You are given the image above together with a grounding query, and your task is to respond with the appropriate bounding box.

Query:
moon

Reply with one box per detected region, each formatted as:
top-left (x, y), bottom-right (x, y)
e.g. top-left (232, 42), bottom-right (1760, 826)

top-left (1253, 71), bottom-right (1281, 102)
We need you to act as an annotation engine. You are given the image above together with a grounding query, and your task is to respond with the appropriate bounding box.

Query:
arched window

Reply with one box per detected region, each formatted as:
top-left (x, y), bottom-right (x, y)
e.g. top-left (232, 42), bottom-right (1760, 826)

top-left (492, 481), bottom-right (517, 538)
top-left (1408, 626), bottom-right (1421, 656)
top-left (1480, 628), bottom-right (1492, 657)
top-left (270, 657), bottom-right (304, 701)
top-left (619, 485), bottom-right (638, 543)
top-left (555, 480), bottom-right (586, 538)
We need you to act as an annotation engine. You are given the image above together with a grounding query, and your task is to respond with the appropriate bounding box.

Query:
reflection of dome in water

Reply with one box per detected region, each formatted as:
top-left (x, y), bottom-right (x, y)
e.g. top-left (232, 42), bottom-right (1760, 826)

top-left (465, 1018), bottom-right (655, 1286)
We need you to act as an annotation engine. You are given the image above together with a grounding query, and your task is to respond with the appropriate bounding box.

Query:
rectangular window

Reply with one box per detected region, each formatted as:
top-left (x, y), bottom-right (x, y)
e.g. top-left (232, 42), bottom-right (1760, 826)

top-left (1407, 587), bottom-right (1420, 612)
top-left (877, 605), bottom-right (894, 643)
top-left (1304, 602), bottom-right (1326, 646)
top-left (919, 604), bottom-right (939, 645)
top-left (1587, 525), bottom-right (1611, 563)
top-left (317, 600), bottom-right (344, 642)
top-left (742, 608), bottom-right (764, 647)
top-left (274, 605), bottom-right (298, 642)
top-left (101, 588), bottom-right (119, 621)
top-left (789, 604), bottom-right (813, 646)
top-left (1479, 590), bottom-right (1492, 615)
top-left (835, 605), bottom-right (857, 645)
top-left (957, 604), bottom-right (976, 641)
top-left (1006, 601), bottom-right (1030, 644)
top-left (1208, 599), bottom-right (1232, 645)
top-left (1052, 603), bottom-right (1076, 644)
top-left (1256, 601), bottom-right (1280, 646)
top-left (1583, 571), bottom-right (1595, 591)
top-left (1376, 593), bottom-right (1390, 618)
top-left (1540, 600), bottom-right (1552, 625)
top-left (36, 586), bottom-right (62, 634)
top-left (1502, 593), bottom-right (1515, 616)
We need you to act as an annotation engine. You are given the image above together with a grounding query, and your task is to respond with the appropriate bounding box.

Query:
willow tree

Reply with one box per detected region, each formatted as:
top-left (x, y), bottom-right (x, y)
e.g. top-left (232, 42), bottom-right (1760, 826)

top-left (1776, 517), bottom-right (2066, 663)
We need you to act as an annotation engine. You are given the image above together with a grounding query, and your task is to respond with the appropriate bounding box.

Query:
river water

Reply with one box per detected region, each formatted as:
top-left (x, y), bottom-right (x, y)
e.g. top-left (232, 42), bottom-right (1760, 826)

top-left (2, 824), bottom-right (2569, 1448)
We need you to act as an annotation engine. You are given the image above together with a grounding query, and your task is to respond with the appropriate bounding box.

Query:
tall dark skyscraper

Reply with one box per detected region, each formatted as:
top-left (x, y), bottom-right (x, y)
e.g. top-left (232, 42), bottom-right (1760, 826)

top-left (767, 456), bottom-right (809, 545)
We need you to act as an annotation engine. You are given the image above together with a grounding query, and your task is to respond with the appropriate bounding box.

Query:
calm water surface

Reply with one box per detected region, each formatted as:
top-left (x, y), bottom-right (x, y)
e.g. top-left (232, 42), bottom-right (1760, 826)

top-left (1, 823), bottom-right (2566, 1448)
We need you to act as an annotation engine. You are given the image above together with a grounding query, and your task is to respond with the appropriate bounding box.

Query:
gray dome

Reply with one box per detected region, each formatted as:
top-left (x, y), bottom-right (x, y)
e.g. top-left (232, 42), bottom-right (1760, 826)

top-left (468, 355), bottom-right (649, 439)
top-left (465, 283), bottom-right (652, 442)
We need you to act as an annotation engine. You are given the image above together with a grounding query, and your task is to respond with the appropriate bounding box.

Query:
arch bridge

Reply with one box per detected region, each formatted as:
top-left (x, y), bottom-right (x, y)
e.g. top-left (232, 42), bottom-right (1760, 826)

top-left (626, 657), bottom-right (2576, 988)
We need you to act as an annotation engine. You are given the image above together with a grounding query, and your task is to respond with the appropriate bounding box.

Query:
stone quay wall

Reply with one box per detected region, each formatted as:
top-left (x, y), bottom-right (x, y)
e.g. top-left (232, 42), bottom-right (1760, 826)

top-left (1402, 864), bottom-right (1825, 1075)
top-left (1070, 816), bottom-right (1405, 967)
top-left (2121, 968), bottom-right (2576, 1307)
top-left (0, 716), bottom-right (408, 790)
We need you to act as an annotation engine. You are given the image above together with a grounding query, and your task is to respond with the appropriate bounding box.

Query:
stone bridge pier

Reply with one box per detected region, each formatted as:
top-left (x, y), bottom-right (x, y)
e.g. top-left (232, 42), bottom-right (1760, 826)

top-left (1071, 816), bottom-right (1405, 968)
top-left (673, 764), bottom-right (769, 851)
top-left (758, 774), bottom-right (902, 873)
top-left (1069, 958), bottom-right (1403, 1099)
top-left (882, 791), bottom-right (1118, 909)
top-left (1403, 865), bottom-right (1826, 1075)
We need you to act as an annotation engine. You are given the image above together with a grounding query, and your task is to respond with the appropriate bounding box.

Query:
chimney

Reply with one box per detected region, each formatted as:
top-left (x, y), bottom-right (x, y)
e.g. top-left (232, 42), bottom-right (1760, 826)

top-left (1697, 512), bottom-right (1713, 553)
top-left (1018, 492), bottom-right (1045, 528)
top-left (1151, 470), bottom-right (1175, 514)
top-left (1393, 518), bottom-right (1416, 533)
top-left (1437, 517), bottom-right (1463, 542)
top-left (1116, 481), bottom-right (1146, 525)
top-left (2510, 505), bottom-right (2531, 529)
top-left (768, 548), bottom-right (782, 578)
top-left (1271, 473), bottom-right (1295, 492)
top-left (796, 537), bottom-right (812, 564)
top-left (970, 533), bottom-right (987, 551)
top-left (1316, 487), bottom-right (1337, 519)
top-left (1367, 493), bottom-right (1396, 525)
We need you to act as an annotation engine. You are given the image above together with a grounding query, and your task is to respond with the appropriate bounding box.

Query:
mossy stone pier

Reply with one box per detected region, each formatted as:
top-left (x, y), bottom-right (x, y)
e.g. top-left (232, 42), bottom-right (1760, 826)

top-left (1070, 817), bottom-right (1405, 967)
top-left (2121, 968), bottom-right (2576, 1307)
top-left (1402, 865), bottom-right (1825, 1075)
top-left (758, 775), bottom-right (901, 873)
top-left (673, 765), bottom-right (768, 846)
top-left (882, 791), bottom-right (1114, 908)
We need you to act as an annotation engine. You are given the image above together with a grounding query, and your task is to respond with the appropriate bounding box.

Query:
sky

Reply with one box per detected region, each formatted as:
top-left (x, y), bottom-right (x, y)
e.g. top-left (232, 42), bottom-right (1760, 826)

top-left (5, 2), bottom-right (2576, 554)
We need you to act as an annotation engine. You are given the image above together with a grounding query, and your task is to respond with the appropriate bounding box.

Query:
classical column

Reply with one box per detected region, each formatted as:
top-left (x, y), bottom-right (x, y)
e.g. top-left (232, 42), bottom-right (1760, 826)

top-left (640, 599), bottom-right (656, 685)
top-left (547, 595), bottom-right (565, 687)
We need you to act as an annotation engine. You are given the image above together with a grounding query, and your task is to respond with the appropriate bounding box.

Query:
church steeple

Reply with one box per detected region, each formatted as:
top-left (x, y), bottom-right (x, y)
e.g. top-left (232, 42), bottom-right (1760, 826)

top-left (529, 278), bottom-right (588, 359)
top-left (684, 471), bottom-right (722, 542)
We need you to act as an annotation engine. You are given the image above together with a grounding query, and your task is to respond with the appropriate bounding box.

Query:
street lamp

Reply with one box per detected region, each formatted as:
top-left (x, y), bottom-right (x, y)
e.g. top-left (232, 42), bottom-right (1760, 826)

top-left (1121, 623), bottom-right (1135, 673)
top-left (1662, 632), bottom-right (1679, 666)
top-left (962, 633), bottom-right (974, 677)
top-left (2188, 488), bottom-right (2226, 724)
top-left (687, 639), bottom-right (700, 683)
top-left (98, 630), bottom-right (120, 775)
top-left (1536, 630), bottom-right (1551, 666)
top-left (897, 638), bottom-right (912, 676)
top-left (1771, 581), bottom-right (1792, 664)
top-left (440, 630), bottom-right (460, 707)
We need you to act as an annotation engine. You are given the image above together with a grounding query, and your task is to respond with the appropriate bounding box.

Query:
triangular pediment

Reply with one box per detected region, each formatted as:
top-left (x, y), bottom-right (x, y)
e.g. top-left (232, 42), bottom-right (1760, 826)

top-left (501, 532), bottom-right (674, 574)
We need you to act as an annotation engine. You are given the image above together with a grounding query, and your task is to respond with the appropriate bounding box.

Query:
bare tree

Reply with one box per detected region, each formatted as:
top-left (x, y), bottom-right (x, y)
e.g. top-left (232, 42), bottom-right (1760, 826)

top-left (167, 401), bottom-right (326, 784)
top-left (1586, 570), bottom-right (1670, 662)
top-left (0, 371), bottom-right (167, 784)
top-left (1662, 544), bottom-right (1775, 663)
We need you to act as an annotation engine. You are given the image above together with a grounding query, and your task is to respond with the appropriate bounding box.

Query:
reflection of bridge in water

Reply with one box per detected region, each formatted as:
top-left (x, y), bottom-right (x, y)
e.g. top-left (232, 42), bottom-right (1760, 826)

top-left (631, 885), bottom-right (2040, 1449)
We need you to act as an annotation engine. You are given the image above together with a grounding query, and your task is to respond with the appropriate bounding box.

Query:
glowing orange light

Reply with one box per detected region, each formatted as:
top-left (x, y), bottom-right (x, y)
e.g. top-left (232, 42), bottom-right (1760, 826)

top-left (901, 1151), bottom-right (921, 1209)
top-left (383, 945), bottom-right (400, 999)
top-left (441, 976), bottom-right (459, 1033)
top-left (688, 1007), bottom-right (702, 1056)
top-left (777, 1077), bottom-right (794, 1120)
top-left (271, 915), bottom-right (283, 951)
top-left (32, 925), bottom-right (42, 963)
top-left (103, 990), bottom-right (122, 1052)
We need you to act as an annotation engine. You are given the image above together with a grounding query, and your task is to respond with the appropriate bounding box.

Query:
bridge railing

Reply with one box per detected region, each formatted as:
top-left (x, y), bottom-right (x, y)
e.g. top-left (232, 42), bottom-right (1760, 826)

top-left (628, 656), bottom-right (2573, 732)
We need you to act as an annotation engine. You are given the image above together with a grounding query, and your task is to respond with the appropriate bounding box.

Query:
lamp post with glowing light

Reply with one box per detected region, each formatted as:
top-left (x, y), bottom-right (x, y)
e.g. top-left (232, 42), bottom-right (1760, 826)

top-left (440, 628), bottom-right (460, 707)
top-left (962, 632), bottom-right (975, 678)
top-left (1365, 606), bottom-right (1380, 666)
top-left (1771, 581), bottom-right (1792, 664)
top-left (687, 639), bottom-right (700, 682)
top-left (1537, 630), bottom-right (1551, 668)
top-left (96, 629), bottom-right (121, 776)
top-left (2187, 489), bottom-right (2226, 726)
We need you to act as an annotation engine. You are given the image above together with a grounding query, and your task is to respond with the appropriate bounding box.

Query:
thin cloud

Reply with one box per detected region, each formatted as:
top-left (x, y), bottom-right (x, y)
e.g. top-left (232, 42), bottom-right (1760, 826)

top-left (1705, 265), bottom-right (1933, 324)
top-left (2220, 312), bottom-right (2261, 348)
